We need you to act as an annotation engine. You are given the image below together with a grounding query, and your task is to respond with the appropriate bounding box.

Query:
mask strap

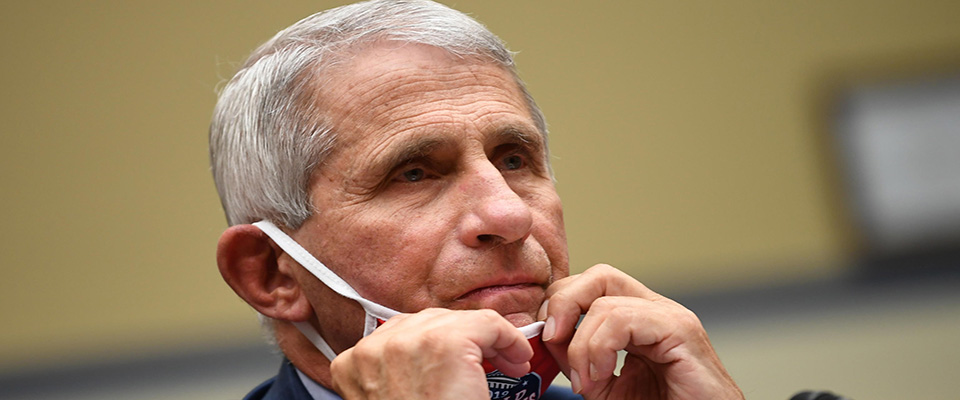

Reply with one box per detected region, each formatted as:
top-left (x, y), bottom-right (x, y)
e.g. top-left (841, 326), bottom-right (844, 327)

top-left (518, 321), bottom-right (545, 339)
top-left (253, 220), bottom-right (400, 361)
top-left (253, 221), bottom-right (398, 321)
top-left (252, 221), bottom-right (546, 362)
top-left (292, 321), bottom-right (338, 361)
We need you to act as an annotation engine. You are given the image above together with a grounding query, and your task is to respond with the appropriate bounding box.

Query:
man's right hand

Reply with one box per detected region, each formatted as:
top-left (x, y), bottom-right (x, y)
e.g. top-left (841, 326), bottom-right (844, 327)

top-left (329, 308), bottom-right (533, 400)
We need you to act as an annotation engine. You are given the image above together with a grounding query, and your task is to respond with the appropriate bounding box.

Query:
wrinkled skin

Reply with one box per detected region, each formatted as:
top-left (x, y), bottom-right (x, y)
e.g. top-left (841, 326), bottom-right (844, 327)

top-left (217, 42), bottom-right (742, 400)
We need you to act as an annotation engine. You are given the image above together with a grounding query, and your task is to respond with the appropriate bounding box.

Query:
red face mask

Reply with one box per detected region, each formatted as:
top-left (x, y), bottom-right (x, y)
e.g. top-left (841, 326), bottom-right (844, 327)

top-left (255, 221), bottom-right (561, 399)
top-left (483, 321), bottom-right (561, 400)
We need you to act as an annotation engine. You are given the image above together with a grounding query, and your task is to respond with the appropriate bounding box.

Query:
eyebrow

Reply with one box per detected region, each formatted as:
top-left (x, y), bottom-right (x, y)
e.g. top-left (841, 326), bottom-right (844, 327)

top-left (371, 124), bottom-right (545, 177)
top-left (496, 125), bottom-right (536, 144)
top-left (495, 125), bottom-right (547, 157)
top-left (375, 135), bottom-right (449, 176)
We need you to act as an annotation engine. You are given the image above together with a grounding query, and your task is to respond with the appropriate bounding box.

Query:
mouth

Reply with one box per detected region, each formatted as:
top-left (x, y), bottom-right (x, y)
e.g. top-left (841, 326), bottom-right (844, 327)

top-left (458, 283), bottom-right (541, 301)
top-left (453, 279), bottom-right (547, 326)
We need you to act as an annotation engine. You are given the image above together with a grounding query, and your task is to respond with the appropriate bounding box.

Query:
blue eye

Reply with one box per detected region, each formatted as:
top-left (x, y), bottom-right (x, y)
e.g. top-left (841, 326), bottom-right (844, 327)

top-left (401, 168), bottom-right (425, 182)
top-left (503, 155), bottom-right (523, 170)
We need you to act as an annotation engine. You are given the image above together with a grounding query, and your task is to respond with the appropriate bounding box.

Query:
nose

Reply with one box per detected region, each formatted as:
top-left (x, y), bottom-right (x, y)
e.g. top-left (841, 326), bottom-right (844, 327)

top-left (458, 164), bottom-right (534, 248)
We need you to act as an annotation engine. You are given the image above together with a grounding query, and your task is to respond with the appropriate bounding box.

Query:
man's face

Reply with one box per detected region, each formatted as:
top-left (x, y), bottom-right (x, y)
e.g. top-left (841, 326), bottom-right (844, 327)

top-left (291, 43), bottom-right (568, 328)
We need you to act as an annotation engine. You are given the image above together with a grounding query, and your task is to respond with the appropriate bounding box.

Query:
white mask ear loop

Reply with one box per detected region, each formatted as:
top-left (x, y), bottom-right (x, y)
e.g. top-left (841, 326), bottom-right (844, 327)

top-left (518, 321), bottom-right (545, 339)
top-left (292, 320), bottom-right (339, 362)
top-left (253, 220), bottom-right (400, 361)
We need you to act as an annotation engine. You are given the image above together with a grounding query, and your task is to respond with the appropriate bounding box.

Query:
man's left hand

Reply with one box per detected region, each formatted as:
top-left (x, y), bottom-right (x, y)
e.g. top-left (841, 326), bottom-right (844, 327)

top-left (539, 264), bottom-right (743, 400)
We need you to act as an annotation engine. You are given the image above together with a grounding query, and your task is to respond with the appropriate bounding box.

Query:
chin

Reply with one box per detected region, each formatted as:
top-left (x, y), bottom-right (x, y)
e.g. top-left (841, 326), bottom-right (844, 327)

top-left (502, 312), bottom-right (537, 327)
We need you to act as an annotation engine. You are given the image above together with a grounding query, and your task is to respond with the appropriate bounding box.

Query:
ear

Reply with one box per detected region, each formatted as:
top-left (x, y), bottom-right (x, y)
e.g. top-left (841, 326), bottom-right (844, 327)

top-left (216, 224), bottom-right (314, 322)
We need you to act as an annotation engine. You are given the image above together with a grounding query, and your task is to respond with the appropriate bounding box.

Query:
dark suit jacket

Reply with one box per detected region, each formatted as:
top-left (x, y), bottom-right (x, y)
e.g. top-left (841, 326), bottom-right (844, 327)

top-left (244, 359), bottom-right (582, 400)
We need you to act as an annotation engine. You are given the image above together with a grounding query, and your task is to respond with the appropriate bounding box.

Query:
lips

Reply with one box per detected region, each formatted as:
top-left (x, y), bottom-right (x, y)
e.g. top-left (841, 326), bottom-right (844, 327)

top-left (453, 280), bottom-right (546, 326)
top-left (451, 273), bottom-right (546, 313)
top-left (456, 273), bottom-right (546, 300)
top-left (459, 282), bottom-right (540, 300)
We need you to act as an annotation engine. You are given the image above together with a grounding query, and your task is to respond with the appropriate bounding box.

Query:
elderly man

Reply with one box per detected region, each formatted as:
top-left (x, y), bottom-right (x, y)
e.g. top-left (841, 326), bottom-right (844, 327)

top-left (211, 1), bottom-right (742, 399)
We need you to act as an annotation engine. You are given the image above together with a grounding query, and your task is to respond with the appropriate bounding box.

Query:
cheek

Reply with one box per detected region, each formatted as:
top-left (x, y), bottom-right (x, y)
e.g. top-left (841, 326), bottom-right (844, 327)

top-left (333, 211), bottom-right (449, 306)
top-left (527, 188), bottom-right (569, 275)
top-left (318, 215), bottom-right (402, 285)
top-left (526, 185), bottom-right (565, 232)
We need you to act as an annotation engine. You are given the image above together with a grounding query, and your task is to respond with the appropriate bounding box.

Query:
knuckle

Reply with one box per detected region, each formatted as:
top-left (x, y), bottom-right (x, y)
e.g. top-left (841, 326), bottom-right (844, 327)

top-left (586, 263), bottom-right (616, 276)
top-left (550, 290), bottom-right (582, 314)
top-left (360, 379), bottom-right (381, 395)
top-left (382, 332), bottom-right (420, 355)
top-left (610, 302), bottom-right (635, 321)
top-left (418, 329), bottom-right (448, 348)
top-left (329, 354), bottom-right (348, 376)
top-left (590, 295), bottom-right (618, 312)
top-left (579, 265), bottom-right (598, 279)
top-left (635, 279), bottom-right (653, 294)
top-left (595, 263), bottom-right (615, 270)
top-left (419, 307), bottom-right (447, 316)
top-left (676, 307), bottom-right (703, 332)
top-left (548, 288), bottom-right (569, 304)
top-left (351, 341), bottom-right (381, 364)
top-left (587, 332), bottom-right (615, 353)
top-left (476, 309), bottom-right (502, 323)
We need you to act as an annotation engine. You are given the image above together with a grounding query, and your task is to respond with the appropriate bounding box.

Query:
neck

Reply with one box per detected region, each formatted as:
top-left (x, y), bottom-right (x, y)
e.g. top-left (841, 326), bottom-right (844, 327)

top-left (276, 320), bottom-right (335, 389)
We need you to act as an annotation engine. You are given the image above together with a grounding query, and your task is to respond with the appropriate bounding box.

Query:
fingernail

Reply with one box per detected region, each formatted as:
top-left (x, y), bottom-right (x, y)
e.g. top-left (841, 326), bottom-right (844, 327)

top-left (589, 363), bottom-right (598, 381)
top-left (542, 316), bottom-right (556, 342)
top-left (537, 299), bottom-right (549, 321)
top-left (570, 369), bottom-right (582, 394)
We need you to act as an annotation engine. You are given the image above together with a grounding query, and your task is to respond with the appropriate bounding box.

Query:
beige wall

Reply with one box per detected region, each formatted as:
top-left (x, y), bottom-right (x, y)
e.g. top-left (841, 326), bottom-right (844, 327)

top-left (2, 0), bottom-right (959, 372)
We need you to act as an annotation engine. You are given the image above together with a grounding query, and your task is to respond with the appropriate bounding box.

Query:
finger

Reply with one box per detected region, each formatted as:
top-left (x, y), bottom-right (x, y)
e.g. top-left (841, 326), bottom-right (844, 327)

top-left (384, 309), bottom-right (534, 366)
top-left (384, 309), bottom-right (533, 362)
top-left (332, 308), bottom-right (531, 400)
top-left (543, 264), bottom-right (659, 344)
top-left (485, 354), bottom-right (531, 378)
top-left (565, 297), bottom-right (638, 393)
top-left (540, 272), bottom-right (588, 344)
top-left (582, 311), bottom-right (624, 383)
top-left (548, 264), bottom-right (661, 300)
top-left (574, 296), bottom-right (694, 393)
top-left (542, 272), bottom-right (580, 300)
top-left (468, 310), bottom-right (534, 370)
top-left (375, 307), bottom-right (455, 333)
top-left (375, 312), bottom-right (413, 331)
top-left (330, 347), bottom-right (366, 400)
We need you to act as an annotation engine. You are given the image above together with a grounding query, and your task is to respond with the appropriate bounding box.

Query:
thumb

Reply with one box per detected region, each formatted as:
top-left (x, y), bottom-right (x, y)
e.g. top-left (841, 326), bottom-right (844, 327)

top-left (467, 310), bottom-right (534, 378)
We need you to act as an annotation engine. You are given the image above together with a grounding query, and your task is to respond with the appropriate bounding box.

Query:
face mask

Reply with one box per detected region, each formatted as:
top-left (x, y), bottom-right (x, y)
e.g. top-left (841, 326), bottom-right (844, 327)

top-left (254, 220), bottom-right (560, 399)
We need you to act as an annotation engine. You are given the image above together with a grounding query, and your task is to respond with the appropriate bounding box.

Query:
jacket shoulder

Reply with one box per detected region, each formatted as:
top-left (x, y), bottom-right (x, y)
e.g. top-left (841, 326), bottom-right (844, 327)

top-left (542, 385), bottom-right (583, 400)
top-left (242, 376), bottom-right (275, 400)
top-left (242, 359), bottom-right (314, 400)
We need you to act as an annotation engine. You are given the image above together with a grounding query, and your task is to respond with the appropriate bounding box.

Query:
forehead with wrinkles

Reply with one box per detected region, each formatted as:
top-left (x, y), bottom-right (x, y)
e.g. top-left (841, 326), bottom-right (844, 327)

top-left (314, 43), bottom-right (532, 147)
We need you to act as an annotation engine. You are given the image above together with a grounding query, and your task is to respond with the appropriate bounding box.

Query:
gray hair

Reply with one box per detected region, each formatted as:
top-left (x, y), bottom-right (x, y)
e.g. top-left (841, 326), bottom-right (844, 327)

top-left (209, 0), bottom-right (548, 230)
